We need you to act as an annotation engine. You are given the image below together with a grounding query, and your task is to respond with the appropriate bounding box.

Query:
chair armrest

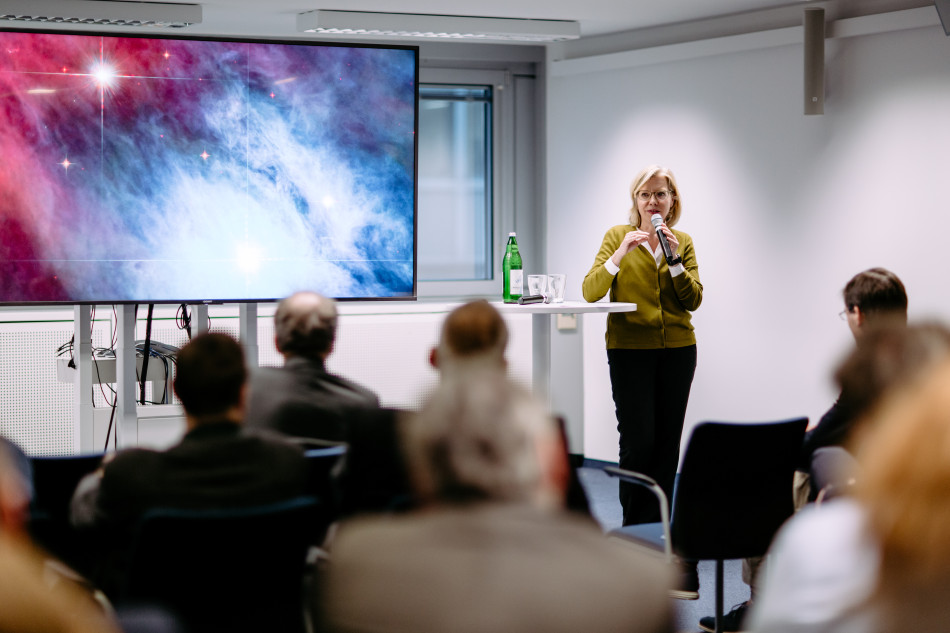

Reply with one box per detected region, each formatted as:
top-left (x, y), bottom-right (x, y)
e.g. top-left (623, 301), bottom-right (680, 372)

top-left (603, 466), bottom-right (673, 562)
top-left (809, 446), bottom-right (859, 506)
top-left (604, 466), bottom-right (660, 489)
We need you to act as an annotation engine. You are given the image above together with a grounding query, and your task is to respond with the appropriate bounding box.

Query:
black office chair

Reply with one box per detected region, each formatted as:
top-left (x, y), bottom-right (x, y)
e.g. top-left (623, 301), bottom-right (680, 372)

top-left (302, 443), bottom-right (347, 530)
top-left (29, 452), bottom-right (105, 570)
top-left (117, 496), bottom-right (323, 633)
top-left (605, 417), bottom-right (808, 633)
top-left (337, 407), bottom-right (415, 517)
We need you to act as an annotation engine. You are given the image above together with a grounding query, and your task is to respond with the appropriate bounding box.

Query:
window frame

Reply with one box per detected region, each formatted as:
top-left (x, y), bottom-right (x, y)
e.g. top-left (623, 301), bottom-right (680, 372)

top-left (416, 67), bottom-right (514, 299)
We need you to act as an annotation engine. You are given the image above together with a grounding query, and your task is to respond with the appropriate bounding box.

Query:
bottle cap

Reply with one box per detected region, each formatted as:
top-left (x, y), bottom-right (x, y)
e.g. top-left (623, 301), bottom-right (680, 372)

top-left (508, 231), bottom-right (516, 237)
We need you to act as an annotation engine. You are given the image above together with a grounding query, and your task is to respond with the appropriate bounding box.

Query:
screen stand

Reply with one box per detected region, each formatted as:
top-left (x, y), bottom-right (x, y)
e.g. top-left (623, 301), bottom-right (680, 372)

top-left (192, 304), bottom-right (209, 336)
top-left (115, 304), bottom-right (139, 448)
top-left (73, 305), bottom-right (95, 452)
top-left (239, 302), bottom-right (259, 369)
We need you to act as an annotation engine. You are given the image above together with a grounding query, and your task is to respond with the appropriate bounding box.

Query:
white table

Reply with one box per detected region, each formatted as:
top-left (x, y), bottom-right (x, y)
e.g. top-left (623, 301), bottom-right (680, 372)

top-left (338, 299), bottom-right (635, 397)
top-left (492, 300), bottom-right (636, 397)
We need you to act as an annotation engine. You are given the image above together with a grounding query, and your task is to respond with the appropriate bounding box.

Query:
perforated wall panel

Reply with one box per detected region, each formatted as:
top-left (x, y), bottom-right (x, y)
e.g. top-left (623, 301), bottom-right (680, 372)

top-left (0, 321), bottom-right (76, 456)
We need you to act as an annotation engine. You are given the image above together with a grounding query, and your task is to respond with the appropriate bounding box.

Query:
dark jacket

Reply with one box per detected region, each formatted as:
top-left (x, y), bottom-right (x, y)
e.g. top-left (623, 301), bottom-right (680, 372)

top-left (71, 421), bottom-right (308, 595)
top-left (245, 357), bottom-right (380, 442)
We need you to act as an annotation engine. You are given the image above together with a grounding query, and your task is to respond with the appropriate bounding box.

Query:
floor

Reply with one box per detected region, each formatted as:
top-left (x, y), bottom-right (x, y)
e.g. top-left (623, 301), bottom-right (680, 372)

top-left (576, 466), bottom-right (751, 633)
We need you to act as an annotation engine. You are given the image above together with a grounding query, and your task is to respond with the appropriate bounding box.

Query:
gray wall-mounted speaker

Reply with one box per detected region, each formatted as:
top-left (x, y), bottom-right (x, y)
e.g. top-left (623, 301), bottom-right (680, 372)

top-left (804, 7), bottom-right (825, 115)
top-left (936, 0), bottom-right (950, 36)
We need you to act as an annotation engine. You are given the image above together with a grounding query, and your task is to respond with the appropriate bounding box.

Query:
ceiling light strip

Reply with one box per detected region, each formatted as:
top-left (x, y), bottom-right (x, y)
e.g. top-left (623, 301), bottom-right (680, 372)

top-left (0, 0), bottom-right (202, 28)
top-left (298, 10), bottom-right (580, 42)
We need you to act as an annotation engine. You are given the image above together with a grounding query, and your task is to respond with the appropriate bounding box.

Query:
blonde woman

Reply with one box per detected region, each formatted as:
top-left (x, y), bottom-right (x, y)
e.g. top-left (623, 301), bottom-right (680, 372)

top-left (583, 165), bottom-right (703, 529)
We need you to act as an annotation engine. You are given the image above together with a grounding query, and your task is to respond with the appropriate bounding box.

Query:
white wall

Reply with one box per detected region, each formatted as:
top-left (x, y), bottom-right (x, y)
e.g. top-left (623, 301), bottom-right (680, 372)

top-left (546, 18), bottom-right (950, 461)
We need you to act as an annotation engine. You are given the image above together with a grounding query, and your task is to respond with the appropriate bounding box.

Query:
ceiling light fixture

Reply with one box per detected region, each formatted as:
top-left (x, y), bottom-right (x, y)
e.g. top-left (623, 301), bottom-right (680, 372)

top-left (0, 0), bottom-right (202, 29)
top-left (297, 10), bottom-right (580, 43)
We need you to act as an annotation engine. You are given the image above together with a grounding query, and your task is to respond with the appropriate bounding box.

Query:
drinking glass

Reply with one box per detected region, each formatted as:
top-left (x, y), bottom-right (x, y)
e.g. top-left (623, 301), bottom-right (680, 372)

top-left (547, 274), bottom-right (566, 303)
top-left (528, 274), bottom-right (548, 297)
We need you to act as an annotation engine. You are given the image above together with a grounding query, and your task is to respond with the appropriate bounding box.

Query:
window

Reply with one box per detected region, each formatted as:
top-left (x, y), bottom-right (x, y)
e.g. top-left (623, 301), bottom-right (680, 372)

top-left (415, 66), bottom-right (536, 299)
top-left (417, 84), bottom-right (493, 282)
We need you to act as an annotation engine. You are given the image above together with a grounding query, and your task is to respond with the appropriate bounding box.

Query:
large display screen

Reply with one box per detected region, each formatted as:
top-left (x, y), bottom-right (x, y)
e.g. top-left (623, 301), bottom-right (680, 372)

top-left (0, 29), bottom-right (417, 304)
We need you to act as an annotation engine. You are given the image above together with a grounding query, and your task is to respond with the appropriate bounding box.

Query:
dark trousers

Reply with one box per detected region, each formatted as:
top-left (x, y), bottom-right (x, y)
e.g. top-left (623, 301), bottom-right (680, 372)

top-left (608, 345), bottom-right (697, 526)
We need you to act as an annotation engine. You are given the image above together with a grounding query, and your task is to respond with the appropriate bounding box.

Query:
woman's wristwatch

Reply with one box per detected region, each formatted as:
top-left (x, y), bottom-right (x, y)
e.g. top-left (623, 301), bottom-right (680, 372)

top-left (668, 255), bottom-right (683, 266)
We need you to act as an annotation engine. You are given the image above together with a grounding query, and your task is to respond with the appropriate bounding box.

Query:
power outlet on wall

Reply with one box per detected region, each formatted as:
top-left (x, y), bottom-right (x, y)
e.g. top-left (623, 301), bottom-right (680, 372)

top-left (556, 313), bottom-right (578, 331)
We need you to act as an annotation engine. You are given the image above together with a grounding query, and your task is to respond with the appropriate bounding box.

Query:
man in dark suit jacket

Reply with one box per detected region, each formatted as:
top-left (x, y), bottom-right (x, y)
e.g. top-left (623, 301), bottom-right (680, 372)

top-left (707, 268), bottom-right (910, 633)
top-left (799, 267), bottom-right (908, 470)
top-left (71, 332), bottom-right (309, 597)
top-left (245, 291), bottom-right (380, 442)
top-left (320, 369), bottom-right (675, 633)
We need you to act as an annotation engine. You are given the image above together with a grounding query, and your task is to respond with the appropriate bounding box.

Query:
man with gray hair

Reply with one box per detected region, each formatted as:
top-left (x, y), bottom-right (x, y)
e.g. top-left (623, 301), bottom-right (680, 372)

top-left (319, 368), bottom-right (675, 633)
top-left (246, 291), bottom-right (379, 442)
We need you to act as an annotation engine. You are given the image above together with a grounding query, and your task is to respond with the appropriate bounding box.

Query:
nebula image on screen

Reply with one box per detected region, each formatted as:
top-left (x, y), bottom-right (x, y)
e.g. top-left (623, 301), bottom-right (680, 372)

top-left (0, 30), bottom-right (417, 304)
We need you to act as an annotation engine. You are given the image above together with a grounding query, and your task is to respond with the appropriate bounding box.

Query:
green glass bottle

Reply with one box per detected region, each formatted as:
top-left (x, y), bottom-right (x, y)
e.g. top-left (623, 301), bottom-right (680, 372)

top-left (503, 232), bottom-right (523, 304)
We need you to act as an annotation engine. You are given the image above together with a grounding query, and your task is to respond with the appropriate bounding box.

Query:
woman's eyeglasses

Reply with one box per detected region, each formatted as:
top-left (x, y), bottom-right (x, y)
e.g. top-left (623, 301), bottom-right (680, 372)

top-left (636, 190), bottom-right (671, 203)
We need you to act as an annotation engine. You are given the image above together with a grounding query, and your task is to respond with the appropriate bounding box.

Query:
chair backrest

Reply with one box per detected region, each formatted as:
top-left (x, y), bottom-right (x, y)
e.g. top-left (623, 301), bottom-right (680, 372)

top-left (119, 496), bottom-right (322, 633)
top-left (30, 452), bottom-right (105, 522)
top-left (303, 443), bottom-right (347, 523)
top-left (28, 452), bottom-right (105, 567)
top-left (556, 415), bottom-right (594, 517)
top-left (338, 407), bottom-right (415, 516)
top-left (671, 417), bottom-right (807, 561)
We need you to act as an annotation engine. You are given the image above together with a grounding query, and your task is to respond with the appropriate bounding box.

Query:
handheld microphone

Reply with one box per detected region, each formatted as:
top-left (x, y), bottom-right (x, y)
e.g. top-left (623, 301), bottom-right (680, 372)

top-left (650, 213), bottom-right (676, 265)
top-left (518, 294), bottom-right (551, 305)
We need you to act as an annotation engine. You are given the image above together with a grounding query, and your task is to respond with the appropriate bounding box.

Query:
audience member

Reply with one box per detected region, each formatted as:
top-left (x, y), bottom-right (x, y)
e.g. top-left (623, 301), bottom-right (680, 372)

top-left (0, 439), bottom-right (121, 633)
top-left (747, 322), bottom-right (950, 633)
top-left (319, 368), bottom-right (675, 633)
top-left (71, 332), bottom-right (309, 597)
top-left (338, 299), bottom-right (509, 518)
top-left (430, 299), bottom-right (593, 518)
top-left (428, 298), bottom-right (508, 373)
top-left (702, 268), bottom-right (910, 633)
top-left (799, 267), bottom-right (908, 469)
top-left (245, 291), bottom-right (380, 443)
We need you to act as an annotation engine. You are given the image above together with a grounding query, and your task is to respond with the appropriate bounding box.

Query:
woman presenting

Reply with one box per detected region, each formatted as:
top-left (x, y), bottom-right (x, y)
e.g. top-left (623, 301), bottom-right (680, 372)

top-left (583, 165), bottom-right (703, 527)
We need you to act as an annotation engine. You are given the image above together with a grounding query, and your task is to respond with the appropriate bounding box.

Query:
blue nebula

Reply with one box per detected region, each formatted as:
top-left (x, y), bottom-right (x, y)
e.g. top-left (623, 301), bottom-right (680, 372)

top-left (0, 32), bottom-right (417, 303)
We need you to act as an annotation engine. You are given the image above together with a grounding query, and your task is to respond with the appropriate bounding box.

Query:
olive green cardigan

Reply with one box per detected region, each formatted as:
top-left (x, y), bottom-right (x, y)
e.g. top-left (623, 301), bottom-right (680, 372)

top-left (582, 224), bottom-right (703, 349)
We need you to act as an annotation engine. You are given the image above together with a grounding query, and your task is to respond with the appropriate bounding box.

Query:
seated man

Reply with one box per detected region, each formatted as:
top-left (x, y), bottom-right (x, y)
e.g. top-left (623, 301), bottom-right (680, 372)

top-left (799, 267), bottom-right (908, 470)
top-left (338, 299), bottom-right (510, 517)
top-left (319, 368), bottom-right (675, 633)
top-left (340, 299), bottom-right (591, 519)
top-left (430, 298), bottom-right (593, 517)
top-left (71, 332), bottom-right (309, 597)
top-left (428, 298), bottom-right (508, 373)
top-left (748, 322), bottom-right (950, 633)
top-left (704, 268), bottom-right (910, 633)
top-left (245, 291), bottom-right (380, 442)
